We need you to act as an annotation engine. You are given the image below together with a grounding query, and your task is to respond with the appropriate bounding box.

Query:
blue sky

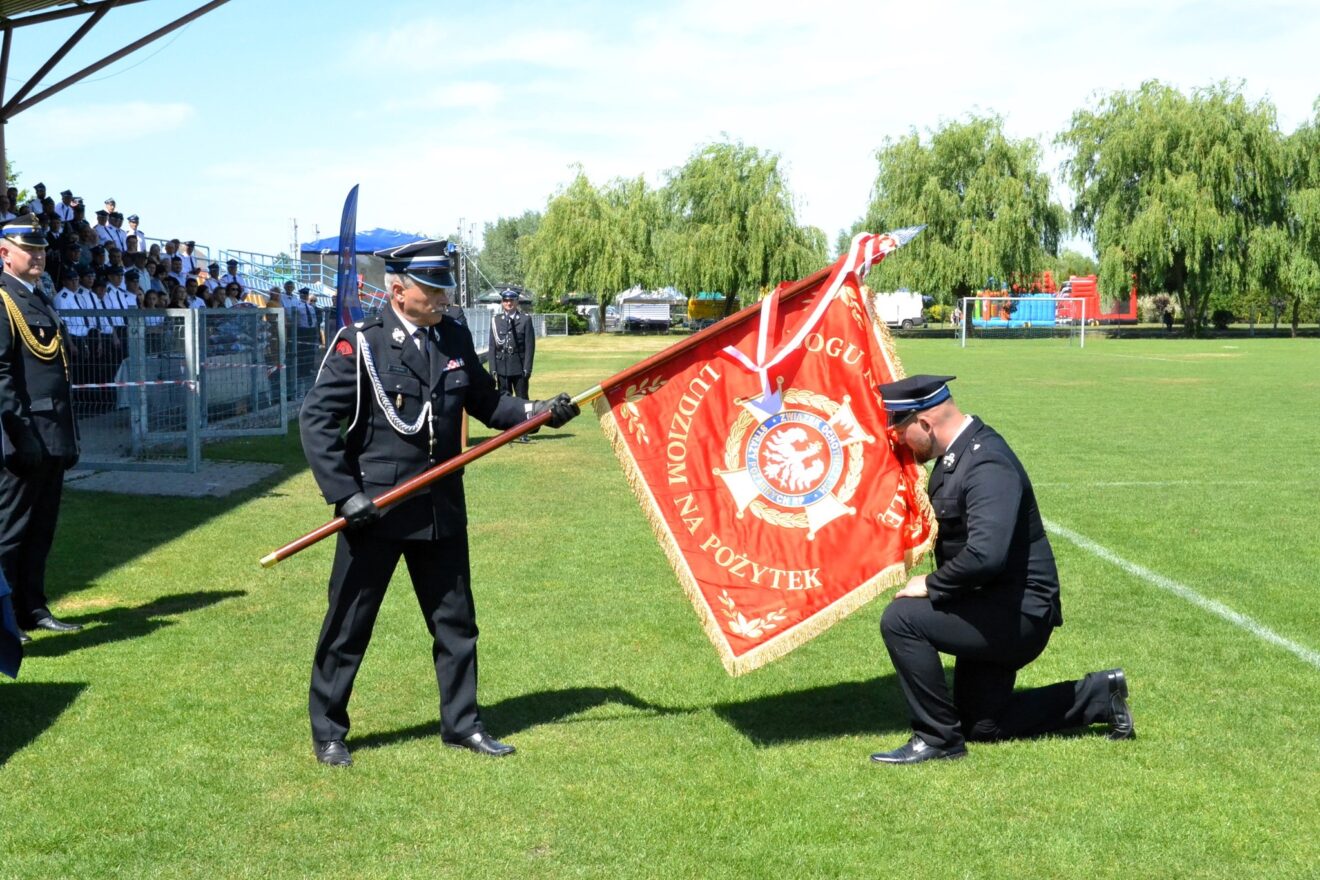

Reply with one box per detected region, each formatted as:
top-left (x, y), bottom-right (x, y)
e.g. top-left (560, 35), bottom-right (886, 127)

top-left (6, 0), bottom-right (1318, 261)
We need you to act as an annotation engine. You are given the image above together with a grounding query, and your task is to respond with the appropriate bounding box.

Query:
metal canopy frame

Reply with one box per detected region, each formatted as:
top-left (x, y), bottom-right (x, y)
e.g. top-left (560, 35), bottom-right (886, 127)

top-left (0, 0), bottom-right (231, 180)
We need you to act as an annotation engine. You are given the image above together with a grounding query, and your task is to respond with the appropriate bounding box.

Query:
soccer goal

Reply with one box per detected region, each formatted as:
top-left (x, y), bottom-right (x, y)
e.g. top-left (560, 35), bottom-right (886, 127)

top-left (958, 296), bottom-right (1088, 348)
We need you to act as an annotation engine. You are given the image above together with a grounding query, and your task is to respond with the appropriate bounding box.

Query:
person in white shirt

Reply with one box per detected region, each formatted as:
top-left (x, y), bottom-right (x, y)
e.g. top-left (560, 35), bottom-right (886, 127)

top-left (106, 212), bottom-right (128, 251)
top-left (219, 259), bottom-right (243, 288)
top-left (179, 240), bottom-right (199, 276)
top-left (168, 256), bottom-right (188, 287)
top-left (93, 210), bottom-right (115, 245)
top-left (281, 280), bottom-right (299, 314)
top-left (26, 182), bottom-right (47, 214)
top-left (126, 215), bottom-right (145, 251)
top-left (53, 269), bottom-right (90, 338)
top-left (54, 190), bottom-right (76, 222)
top-left (103, 266), bottom-right (137, 345)
top-left (0, 195), bottom-right (17, 223)
top-left (203, 262), bottom-right (221, 292)
top-left (184, 276), bottom-right (205, 308)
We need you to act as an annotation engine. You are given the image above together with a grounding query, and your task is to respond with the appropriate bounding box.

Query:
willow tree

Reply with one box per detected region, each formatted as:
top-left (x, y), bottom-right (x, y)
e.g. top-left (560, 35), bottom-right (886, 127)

top-left (479, 210), bottom-right (541, 289)
top-left (1248, 100), bottom-right (1320, 335)
top-left (1061, 81), bottom-right (1287, 336)
top-left (522, 169), bottom-right (660, 326)
top-left (850, 115), bottom-right (1063, 302)
top-left (658, 142), bottom-right (825, 315)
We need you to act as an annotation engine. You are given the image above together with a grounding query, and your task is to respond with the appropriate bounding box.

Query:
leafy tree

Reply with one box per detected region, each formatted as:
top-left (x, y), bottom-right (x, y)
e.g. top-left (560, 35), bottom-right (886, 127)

top-left (657, 141), bottom-right (825, 314)
top-left (1247, 99), bottom-right (1320, 335)
top-left (5, 160), bottom-right (27, 205)
top-left (478, 210), bottom-right (541, 290)
top-left (1053, 248), bottom-right (1099, 281)
top-left (1060, 81), bottom-right (1287, 336)
top-left (522, 169), bottom-right (660, 328)
top-left (849, 115), bottom-right (1064, 304)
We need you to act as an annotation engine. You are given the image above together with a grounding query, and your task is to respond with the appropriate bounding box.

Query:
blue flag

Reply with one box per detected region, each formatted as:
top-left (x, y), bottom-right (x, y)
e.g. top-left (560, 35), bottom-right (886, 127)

top-left (0, 568), bottom-right (22, 678)
top-left (335, 184), bottom-right (364, 330)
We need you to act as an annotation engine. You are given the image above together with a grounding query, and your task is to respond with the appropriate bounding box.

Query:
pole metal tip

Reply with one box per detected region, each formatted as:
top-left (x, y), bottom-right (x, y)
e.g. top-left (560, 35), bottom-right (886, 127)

top-left (259, 552), bottom-right (279, 569)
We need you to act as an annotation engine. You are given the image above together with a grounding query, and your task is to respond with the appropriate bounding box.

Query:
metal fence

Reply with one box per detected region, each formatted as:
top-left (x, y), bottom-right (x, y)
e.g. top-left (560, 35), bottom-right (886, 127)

top-left (62, 308), bottom-right (286, 472)
top-left (60, 303), bottom-right (543, 472)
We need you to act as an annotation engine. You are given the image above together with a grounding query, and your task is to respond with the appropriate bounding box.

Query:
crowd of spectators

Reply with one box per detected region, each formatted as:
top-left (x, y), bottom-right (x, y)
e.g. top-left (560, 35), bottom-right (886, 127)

top-left (9, 180), bottom-right (324, 319)
top-left (11, 180), bottom-right (327, 402)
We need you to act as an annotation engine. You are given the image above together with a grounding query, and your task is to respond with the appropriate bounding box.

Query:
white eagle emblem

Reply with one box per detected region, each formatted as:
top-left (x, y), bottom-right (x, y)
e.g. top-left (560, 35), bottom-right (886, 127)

top-left (715, 388), bottom-right (876, 540)
top-left (761, 427), bottom-right (825, 493)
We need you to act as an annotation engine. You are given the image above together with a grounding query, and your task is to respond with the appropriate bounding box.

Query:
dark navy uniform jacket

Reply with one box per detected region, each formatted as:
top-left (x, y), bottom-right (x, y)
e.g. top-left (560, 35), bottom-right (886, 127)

top-left (0, 272), bottom-right (78, 464)
top-left (487, 309), bottom-right (535, 377)
top-left (299, 305), bottom-right (528, 540)
top-left (924, 417), bottom-right (1063, 626)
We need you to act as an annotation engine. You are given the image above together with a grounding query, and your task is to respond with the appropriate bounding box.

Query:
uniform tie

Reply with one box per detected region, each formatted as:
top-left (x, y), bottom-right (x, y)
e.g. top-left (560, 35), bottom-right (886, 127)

top-left (415, 327), bottom-right (431, 371)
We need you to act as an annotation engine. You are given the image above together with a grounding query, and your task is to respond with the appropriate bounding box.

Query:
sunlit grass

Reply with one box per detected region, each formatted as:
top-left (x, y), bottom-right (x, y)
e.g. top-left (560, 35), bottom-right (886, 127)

top-left (1, 332), bottom-right (1316, 879)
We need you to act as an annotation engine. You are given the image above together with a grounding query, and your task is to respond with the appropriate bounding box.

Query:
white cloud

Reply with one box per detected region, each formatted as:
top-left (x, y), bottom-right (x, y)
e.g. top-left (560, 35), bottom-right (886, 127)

top-left (16, 101), bottom-right (197, 149)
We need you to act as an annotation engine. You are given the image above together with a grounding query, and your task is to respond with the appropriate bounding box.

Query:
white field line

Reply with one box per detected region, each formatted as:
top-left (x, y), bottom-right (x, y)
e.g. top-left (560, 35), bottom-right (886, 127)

top-left (1043, 518), bottom-right (1320, 671)
top-left (1035, 480), bottom-right (1274, 488)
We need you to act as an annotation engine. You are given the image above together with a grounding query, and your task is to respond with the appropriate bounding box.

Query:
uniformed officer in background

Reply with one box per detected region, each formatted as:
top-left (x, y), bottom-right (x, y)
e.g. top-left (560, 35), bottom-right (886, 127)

top-left (0, 216), bottom-right (82, 645)
top-left (871, 375), bottom-right (1133, 764)
top-left (298, 239), bottom-right (579, 767)
top-left (488, 288), bottom-right (535, 399)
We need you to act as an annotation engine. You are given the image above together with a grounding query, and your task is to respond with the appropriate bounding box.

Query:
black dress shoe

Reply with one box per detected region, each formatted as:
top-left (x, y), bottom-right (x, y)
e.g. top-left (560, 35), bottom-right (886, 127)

top-left (313, 739), bottom-right (353, 767)
top-left (33, 615), bottom-right (82, 633)
top-left (444, 731), bottom-right (516, 757)
top-left (870, 735), bottom-right (967, 765)
top-left (18, 631), bottom-right (31, 645)
top-left (1100, 668), bottom-right (1136, 740)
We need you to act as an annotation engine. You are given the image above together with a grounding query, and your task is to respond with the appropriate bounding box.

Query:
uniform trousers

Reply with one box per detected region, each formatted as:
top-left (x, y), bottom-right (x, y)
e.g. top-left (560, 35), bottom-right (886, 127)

top-left (495, 374), bottom-right (528, 399)
top-left (880, 594), bottom-right (1110, 749)
top-left (0, 462), bottom-right (66, 627)
top-left (310, 530), bottom-right (481, 743)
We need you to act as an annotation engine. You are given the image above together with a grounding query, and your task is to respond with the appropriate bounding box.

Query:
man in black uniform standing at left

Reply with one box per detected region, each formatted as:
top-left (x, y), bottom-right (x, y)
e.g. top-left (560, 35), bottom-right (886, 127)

top-left (0, 217), bottom-right (82, 644)
top-left (299, 239), bottom-right (578, 767)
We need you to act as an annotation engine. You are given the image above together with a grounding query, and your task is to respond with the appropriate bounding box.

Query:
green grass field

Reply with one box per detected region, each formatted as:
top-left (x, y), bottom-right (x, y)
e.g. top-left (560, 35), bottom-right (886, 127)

top-left (2, 332), bottom-right (1317, 879)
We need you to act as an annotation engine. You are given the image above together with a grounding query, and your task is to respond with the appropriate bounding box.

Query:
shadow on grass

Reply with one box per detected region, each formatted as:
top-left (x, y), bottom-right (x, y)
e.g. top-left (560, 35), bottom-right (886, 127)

top-left (49, 430), bottom-right (305, 608)
top-left (712, 675), bottom-right (911, 746)
top-left (353, 685), bottom-right (691, 752)
top-left (23, 590), bottom-right (246, 659)
top-left (0, 681), bottom-right (86, 765)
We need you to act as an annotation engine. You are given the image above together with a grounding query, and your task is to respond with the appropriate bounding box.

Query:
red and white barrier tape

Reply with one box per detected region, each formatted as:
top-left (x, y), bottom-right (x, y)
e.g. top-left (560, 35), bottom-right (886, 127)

top-left (71, 380), bottom-right (198, 390)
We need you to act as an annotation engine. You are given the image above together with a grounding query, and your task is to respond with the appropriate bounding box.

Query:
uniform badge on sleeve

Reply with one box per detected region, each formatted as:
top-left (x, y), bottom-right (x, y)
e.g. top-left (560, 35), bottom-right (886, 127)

top-left (335, 339), bottom-right (354, 357)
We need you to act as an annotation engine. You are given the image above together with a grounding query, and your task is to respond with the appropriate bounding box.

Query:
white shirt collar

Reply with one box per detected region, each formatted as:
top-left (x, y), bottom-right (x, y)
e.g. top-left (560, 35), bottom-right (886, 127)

top-left (943, 415), bottom-right (975, 453)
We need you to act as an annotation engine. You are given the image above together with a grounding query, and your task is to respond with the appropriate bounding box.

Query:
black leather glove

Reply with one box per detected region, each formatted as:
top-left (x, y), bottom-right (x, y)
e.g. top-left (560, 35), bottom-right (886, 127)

top-left (532, 393), bottom-right (580, 428)
top-left (336, 491), bottom-right (379, 532)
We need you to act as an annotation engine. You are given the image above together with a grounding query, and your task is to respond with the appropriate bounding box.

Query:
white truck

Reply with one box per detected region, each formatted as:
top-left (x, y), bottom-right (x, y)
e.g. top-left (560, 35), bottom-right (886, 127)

top-left (871, 289), bottom-right (926, 330)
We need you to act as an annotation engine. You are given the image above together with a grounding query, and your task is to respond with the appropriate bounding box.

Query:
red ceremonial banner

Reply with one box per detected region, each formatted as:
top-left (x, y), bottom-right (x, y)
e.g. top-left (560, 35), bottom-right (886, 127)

top-left (595, 233), bottom-right (935, 675)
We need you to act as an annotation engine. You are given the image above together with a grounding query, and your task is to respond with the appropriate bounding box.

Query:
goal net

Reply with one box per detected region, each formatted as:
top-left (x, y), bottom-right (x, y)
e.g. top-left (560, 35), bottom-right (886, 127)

top-left (958, 296), bottom-right (1088, 347)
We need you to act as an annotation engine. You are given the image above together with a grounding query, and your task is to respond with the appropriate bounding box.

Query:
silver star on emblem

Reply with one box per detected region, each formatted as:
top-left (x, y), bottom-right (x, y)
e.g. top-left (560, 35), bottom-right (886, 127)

top-left (391, 327), bottom-right (406, 344)
top-left (942, 452), bottom-right (956, 468)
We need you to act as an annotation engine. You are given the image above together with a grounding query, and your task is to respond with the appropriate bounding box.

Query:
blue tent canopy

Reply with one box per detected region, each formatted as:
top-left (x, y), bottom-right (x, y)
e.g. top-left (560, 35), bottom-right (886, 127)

top-left (299, 227), bottom-right (426, 255)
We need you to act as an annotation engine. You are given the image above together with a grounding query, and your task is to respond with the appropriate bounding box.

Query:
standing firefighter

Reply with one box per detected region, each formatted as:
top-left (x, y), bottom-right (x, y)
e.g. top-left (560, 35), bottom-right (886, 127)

top-left (298, 239), bottom-right (578, 767)
top-left (488, 288), bottom-right (535, 397)
top-left (0, 217), bottom-right (82, 645)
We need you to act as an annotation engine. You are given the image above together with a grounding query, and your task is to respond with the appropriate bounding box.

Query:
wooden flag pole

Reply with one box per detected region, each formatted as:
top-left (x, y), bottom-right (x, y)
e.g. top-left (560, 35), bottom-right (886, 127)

top-left (258, 264), bottom-right (834, 568)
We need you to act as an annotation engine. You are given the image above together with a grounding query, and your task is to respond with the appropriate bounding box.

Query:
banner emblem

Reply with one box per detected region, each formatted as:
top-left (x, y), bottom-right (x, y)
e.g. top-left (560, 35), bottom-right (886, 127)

top-left (718, 389), bottom-right (874, 540)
